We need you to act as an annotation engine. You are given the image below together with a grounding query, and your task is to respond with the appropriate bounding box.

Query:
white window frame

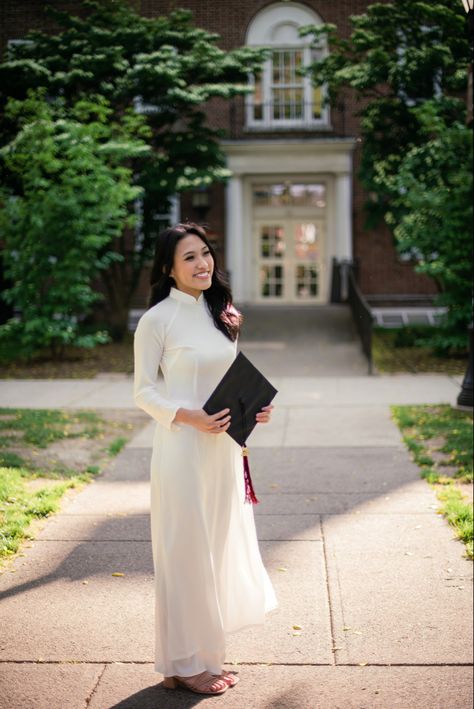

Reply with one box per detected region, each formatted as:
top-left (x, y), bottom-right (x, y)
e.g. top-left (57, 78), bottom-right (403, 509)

top-left (246, 45), bottom-right (328, 130)
top-left (245, 2), bottom-right (330, 131)
top-left (6, 38), bottom-right (34, 59)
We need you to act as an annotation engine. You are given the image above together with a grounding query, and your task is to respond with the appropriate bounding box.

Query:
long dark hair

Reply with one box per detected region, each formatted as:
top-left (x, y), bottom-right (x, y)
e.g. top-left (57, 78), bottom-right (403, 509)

top-left (148, 221), bottom-right (242, 342)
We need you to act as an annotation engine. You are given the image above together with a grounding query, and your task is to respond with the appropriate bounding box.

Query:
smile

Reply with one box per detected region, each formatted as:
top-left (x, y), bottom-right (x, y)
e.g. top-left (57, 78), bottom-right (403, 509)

top-left (194, 272), bottom-right (211, 279)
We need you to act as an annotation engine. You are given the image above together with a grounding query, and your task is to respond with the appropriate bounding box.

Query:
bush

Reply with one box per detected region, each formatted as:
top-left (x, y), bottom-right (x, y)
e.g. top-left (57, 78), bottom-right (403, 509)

top-left (0, 92), bottom-right (147, 359)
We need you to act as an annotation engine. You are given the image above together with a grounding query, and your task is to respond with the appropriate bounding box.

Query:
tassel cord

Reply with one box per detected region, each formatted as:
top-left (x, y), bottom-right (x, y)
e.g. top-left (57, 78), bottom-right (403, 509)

top-left (238, 398), bottom-right (260, 505)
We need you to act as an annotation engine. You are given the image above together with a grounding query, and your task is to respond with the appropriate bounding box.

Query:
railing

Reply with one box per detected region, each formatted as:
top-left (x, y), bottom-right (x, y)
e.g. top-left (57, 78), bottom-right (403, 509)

top-left (348, 265), bottom-right (374, 375)
top-left (331, 258), bottom-right (374, 375)
top-left (227, 98), bottom-right (332, 137)
top-left (245, 99), bottom-right (327, 127)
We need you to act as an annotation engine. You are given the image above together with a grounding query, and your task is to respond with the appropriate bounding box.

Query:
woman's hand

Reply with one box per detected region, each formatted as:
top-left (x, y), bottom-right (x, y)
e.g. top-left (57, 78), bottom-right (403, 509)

top-left (174, 407), bottom-right (231, 434)
top-left (255, 404), bottom-right (274, 424)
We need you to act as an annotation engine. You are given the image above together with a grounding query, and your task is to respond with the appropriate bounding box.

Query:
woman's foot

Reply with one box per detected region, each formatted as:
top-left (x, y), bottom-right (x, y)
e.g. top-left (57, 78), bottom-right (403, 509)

top-left (163, 670), bottom-right (228, 695)
top-left (213, 669), bottom-right (240, 687)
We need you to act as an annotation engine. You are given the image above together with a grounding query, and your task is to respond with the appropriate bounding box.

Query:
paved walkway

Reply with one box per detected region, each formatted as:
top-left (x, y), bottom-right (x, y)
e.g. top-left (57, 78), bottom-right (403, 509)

top-left (0, 358), bottom-right (472, 707)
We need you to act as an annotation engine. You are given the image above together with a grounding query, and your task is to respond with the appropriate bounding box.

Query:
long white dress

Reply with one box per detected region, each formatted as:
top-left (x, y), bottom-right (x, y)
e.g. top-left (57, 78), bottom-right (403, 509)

top-left (133, 286), bottom-right (278, 677)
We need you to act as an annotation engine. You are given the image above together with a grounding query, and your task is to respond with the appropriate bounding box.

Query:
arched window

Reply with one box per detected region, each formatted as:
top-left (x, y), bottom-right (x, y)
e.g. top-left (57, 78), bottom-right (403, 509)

top-left (245, 2), bottom-right (329, 130)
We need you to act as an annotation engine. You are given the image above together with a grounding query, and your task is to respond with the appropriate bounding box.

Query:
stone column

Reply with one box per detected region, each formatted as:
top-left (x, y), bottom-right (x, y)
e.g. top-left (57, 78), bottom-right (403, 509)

top-left (225, 174), bottom-right (245, 302)
top-left (334, 172), bottom-right (353, 260)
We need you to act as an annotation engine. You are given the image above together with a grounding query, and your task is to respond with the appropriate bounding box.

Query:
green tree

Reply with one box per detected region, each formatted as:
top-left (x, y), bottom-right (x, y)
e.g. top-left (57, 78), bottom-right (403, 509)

top-left (0, 92), bottom-right (148, 358)
top-left (383, 101), bottom-right (473, 351)
top-left (300, 1), bottom-right (472, 348)
top-left (0, 0), bottom-right (268, 337)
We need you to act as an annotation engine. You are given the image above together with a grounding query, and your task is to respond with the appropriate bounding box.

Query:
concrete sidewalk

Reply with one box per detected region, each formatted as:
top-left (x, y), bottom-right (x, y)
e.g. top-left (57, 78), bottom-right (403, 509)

top-left (0, 371), bottom-right (472, 708)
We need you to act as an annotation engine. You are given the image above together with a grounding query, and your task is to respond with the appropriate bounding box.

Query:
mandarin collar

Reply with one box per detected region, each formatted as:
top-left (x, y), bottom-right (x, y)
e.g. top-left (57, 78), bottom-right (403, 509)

top-left (169, 286), bottom-right (206, 306)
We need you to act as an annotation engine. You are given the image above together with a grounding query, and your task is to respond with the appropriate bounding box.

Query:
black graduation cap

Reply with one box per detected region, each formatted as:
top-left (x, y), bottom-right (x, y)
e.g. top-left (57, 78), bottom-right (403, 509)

top-left (203, 351), bottom-right (278, 505)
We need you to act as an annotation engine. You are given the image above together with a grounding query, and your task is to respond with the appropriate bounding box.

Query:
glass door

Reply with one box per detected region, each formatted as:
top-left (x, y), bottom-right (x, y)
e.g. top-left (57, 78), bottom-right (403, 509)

top-left (252, 181), bottom-right (327, 303)
top-left (255, 219), bottom-right (325, 303)
top-left (257, 223), bottom-right (286, 300)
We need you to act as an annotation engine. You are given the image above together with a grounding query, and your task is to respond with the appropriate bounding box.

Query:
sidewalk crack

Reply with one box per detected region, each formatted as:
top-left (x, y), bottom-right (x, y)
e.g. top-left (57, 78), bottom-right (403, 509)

top-left (84, 663), bottom-right (107, 708)
top-left (320, 515), bottom-right (338, 666)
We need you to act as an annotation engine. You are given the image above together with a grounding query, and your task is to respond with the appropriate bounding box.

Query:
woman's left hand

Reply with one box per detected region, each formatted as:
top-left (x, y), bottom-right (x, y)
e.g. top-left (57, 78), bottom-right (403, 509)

top-left (255, 404), bottom-right (274, 424)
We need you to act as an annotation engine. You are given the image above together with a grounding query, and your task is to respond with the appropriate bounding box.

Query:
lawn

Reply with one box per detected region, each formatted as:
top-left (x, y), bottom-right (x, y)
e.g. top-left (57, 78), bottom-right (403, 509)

top-left (373, 327), bottom-right (468, 375)
top-left (391, 404), bottom-right (473, 559)
top-left (0, 407), bottom-right (148, 564)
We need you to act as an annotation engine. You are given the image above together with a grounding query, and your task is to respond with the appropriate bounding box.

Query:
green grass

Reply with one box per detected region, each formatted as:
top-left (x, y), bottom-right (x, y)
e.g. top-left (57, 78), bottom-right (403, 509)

top-left (0, 408), bottom-right (101, 448)
top-left (391, 404), bottom-right (473, 559)
top-left (108, 436), bottom-right (127, 456)
top-left (0, 466), bottom-right (79, 557)
top-left (437, 486), bottom-right (474, 559)
top-left (0, 407), bottom-right (110, 564)
top-left (391, 405), bottom-right (473, 482)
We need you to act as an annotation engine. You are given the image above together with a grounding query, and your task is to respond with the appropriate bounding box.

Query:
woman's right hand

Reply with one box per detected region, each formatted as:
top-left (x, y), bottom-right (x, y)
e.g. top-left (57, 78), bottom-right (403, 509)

top-left (174, 407), bottom-right (231, 434)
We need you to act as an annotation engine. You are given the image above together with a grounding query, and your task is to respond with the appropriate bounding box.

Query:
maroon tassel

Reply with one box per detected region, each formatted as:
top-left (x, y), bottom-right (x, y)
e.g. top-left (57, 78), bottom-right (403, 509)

top-left (242, 446), bottom-right (259, 505)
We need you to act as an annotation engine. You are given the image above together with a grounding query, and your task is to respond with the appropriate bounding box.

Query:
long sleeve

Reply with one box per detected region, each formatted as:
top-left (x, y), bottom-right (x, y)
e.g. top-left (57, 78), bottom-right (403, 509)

top-left (133, 311), bottom-right (181, 431)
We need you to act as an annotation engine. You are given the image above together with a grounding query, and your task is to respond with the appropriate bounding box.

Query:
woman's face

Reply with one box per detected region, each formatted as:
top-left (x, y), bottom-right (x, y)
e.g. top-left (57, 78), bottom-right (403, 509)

top-left (170, 234), bottom-right (214, 299)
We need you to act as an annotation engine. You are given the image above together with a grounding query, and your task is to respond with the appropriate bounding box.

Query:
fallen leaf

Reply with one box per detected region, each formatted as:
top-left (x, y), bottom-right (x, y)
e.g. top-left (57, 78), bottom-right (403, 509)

top-left (82, 580), bottom-right (89, 585)
top-left (404, 551), bottom-right (414, 556)
top-left (353, 631), bottom-right (363, 635)
top-left (292, 632), bottom-right (301, 637)
top-left (358, 662), bottom-right (368, 666)
top-left (292, 624), bottom-right (302, 630)
top-left (111, 572), bottom-right (125, 577)
top-left (332, 646), bottom-right (343, 651)
top-left (342, 626), bottom-right (352, 631)
top-left (277, 566), bottom-right (288, 572)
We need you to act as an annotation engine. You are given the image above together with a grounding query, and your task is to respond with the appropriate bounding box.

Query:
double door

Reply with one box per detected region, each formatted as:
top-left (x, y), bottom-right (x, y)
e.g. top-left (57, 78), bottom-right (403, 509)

top-left (254, 218), bottom-right (326, 303)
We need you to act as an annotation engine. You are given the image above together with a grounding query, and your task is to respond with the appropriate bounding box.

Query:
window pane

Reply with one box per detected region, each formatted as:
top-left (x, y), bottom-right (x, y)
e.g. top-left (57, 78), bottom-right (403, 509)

top-left (294, 223), bottom-right (319, 261)
top-left (290, 183), bottom-right (326, 207)
top-left (296, 264), bottom-right (318, 298)
top-left (272, 50), bottom-right (281, 83)
top-left (253, 183), bottom-right (326, 208)
top-left (260, 225), bottom-right (285, 258)
top-left (253, 74), bottom-right (263, 120)
top-left (312, 85), bottom-right (322, 118)
top-left (269, 49), bottom-right (307, 121)
top-left (283, 51), bottom-right (292, 83)
top-left (260, 264), bottom-right (284, 298)
top-left (272, 89), bottom-right (283, 119)
top-left (253, 184), bottom-right (286, 207)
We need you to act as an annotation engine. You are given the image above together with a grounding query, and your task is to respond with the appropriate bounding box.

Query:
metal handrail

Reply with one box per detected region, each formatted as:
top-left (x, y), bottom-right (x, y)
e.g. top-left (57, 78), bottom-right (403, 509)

top-left (346, 262), bottom-right (375, 375)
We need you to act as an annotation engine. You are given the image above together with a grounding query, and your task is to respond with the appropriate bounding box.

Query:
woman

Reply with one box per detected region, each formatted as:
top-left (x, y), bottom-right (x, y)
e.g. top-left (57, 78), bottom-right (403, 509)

top-left (133, 222), bottom-right (278, 696)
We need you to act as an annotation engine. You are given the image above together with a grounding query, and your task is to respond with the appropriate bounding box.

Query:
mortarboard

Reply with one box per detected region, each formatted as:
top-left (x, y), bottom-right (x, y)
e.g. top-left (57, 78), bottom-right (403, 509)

top-left (203, 351), bottom-right (278, 505)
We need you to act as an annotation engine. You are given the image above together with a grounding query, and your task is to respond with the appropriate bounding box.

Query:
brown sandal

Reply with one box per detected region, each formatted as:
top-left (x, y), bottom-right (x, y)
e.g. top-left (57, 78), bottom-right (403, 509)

top-left (163, 670), bottom-right (228, 695)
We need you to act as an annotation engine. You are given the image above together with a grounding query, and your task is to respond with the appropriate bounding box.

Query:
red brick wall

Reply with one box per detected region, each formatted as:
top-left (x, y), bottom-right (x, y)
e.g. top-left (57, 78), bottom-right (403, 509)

top-left (1, 0), bottom-right (439, 301)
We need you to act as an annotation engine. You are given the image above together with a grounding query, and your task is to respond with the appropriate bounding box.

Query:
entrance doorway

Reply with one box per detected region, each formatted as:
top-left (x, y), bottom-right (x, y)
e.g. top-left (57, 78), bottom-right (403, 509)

top-left (252, 181), bottom-right (327, 303)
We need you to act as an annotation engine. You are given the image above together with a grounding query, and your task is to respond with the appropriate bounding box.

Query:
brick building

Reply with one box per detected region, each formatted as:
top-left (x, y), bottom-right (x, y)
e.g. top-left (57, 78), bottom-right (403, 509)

top-left (1, 0), bottom-right (440, 314)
